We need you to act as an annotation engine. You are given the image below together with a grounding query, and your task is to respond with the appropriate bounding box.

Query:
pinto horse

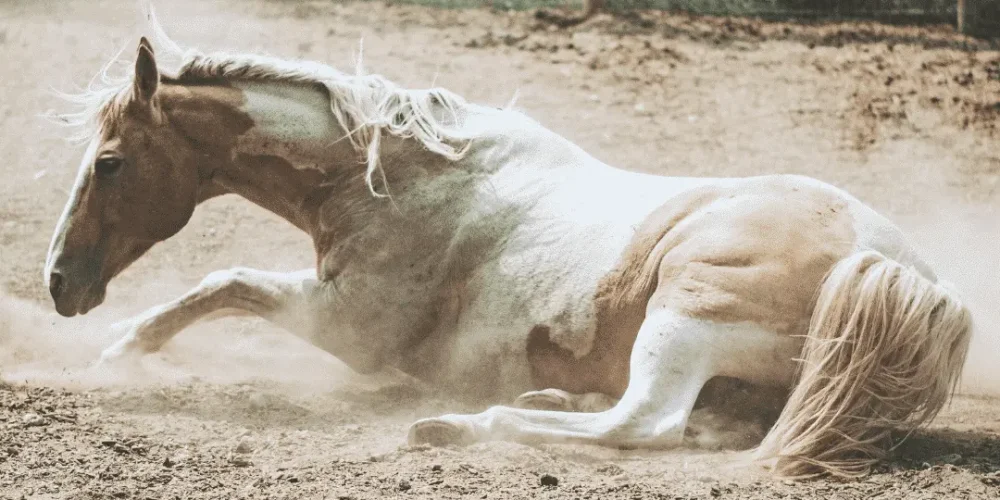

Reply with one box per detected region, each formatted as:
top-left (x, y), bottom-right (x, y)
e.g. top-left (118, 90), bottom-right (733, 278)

top-left (44, 17), bottom-right (971, 478)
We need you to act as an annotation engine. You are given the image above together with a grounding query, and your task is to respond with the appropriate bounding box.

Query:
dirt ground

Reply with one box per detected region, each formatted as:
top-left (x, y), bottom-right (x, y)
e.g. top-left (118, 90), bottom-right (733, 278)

top-left (1, 0), bottom-right (1000, 498)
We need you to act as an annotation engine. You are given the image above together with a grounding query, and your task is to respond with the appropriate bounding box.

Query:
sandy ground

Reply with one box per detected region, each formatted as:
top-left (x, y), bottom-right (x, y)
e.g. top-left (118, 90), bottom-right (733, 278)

top-left (1, 0), bottom-right (1000, 498)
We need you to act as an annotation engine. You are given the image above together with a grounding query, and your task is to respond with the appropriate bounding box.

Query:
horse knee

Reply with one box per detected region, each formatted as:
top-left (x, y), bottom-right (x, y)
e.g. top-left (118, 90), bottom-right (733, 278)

top-left (200, 267), bottom-right (243, 288)
top-left (198, 267), bottom-right (261, 298)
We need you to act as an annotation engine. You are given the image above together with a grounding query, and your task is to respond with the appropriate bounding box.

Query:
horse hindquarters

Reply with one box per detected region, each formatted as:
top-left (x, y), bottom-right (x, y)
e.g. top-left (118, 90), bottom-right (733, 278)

top-left (755, 250), bottom-right (973, 478)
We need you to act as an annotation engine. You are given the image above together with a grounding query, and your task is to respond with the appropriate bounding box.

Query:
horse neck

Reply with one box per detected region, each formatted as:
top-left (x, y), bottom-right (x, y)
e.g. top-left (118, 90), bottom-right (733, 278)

top-left (166, 79), bottom-right (368, 238)
top-left (170, 79), bottom-right (468, 255)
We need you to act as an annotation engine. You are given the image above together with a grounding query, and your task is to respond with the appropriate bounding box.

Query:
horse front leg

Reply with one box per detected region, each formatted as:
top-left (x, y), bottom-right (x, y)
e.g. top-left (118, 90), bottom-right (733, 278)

top-left (97, 267), bottom-right (320, 366)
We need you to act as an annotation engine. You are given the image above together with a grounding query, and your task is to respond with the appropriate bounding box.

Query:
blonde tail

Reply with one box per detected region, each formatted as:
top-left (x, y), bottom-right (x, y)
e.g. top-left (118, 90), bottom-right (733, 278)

top-left (755, 250), bottom-right (973, 479)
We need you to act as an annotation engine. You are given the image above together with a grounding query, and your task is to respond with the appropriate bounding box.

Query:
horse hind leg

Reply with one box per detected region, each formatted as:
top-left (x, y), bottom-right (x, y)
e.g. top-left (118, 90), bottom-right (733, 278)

top-left (513, 389), bottom-right (618, 413)
top-left (409, 309), bottom-right (786, 449)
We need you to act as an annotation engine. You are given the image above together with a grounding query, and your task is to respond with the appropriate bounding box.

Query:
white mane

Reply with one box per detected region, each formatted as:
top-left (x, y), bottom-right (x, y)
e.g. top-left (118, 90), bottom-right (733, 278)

top-left (55, 4), bottom-right (485, 197)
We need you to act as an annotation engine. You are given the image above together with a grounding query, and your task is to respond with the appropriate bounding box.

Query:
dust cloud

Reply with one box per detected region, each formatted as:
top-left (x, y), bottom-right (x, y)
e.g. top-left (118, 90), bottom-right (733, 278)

top-left (0, 274), bottom-right (354, 393)
top-left (901, 204), bottom-right (1000, 396)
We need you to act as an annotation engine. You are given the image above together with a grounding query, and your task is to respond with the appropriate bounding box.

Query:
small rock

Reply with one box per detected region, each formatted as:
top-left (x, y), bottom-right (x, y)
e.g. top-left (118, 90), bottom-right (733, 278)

top-left (21, 413), bottom-right (45, 427)
top-left (596, 464), bottom-right (624, 476)
top-left (540, 474), bottom-right (559, 487)
top-left (228, 455), bottom-right (252, 467)
top-left (398, 480), bottom-right (412, 491)
top-left (710, 486), bottom-right (722, 497)
top-left (431, 464), bottom-right (442, 472)
top-left (234, 441), bottom-right (253, 454)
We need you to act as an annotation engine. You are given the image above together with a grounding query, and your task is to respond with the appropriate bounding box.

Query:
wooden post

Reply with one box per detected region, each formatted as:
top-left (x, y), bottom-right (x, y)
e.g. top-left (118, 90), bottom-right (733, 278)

top-left (957, 0), bottom-right (966, 33)
top-left (959, 0), bottom-right (1000, 38)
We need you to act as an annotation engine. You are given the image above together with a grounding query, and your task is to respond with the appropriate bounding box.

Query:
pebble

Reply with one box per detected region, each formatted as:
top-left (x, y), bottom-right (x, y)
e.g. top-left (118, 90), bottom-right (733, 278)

top-left (21, 413), bottom-right (45, 427)
top-left (234, 441), bottom-right (253, 454)
top-left (539, 474), bottom-right (559, 487)
top-left (398, 479), bottom-right (412, 491)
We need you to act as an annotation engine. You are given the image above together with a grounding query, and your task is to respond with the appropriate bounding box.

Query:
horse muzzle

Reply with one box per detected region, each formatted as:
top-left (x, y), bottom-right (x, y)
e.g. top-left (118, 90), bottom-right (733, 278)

top-left (47, 268), bottom-right (106, 317)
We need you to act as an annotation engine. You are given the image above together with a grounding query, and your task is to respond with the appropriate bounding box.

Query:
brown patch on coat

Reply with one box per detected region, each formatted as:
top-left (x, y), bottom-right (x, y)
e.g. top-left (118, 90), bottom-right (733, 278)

top-left (158, 83), bottom-right (255, 156)
top-left (526, 176), bottom-right (857, 399)
top-left (54, 82), bottom-right (257, 290)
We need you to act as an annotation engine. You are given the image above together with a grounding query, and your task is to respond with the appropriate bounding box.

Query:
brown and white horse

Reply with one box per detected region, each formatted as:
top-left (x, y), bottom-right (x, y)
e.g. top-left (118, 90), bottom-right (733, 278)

top-left (44, 13), bottom-right (972, 478)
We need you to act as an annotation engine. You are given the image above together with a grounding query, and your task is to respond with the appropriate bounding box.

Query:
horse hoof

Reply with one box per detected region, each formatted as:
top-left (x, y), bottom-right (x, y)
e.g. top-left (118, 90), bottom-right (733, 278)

top-left (407, 418), bottom-right (475, 447)
top-left (512, 390), bottom-right (572, 411)
top-left (91, 341), bottom-right (145, 373)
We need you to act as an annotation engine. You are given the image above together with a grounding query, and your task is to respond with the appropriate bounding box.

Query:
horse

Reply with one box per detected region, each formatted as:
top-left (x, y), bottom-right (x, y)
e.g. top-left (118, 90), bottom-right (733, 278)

top-left (43, 12), bottom-right (972, 479)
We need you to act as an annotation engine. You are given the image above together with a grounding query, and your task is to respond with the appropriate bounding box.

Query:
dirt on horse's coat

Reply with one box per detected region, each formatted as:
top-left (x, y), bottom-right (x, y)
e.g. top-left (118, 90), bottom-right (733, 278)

top-left (43, 6), bottom-right (972, 480)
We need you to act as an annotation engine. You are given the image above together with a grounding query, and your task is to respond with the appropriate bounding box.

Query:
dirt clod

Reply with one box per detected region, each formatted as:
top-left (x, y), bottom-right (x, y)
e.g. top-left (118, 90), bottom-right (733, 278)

top-left (540, 474), bottom-right (559, 487)
top-left (20, 412), bottom-right (45, 427)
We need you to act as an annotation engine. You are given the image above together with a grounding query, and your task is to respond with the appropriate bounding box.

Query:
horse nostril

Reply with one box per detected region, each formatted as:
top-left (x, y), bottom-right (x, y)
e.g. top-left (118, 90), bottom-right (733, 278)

top-left (49, 272), bottom-right (64, 301)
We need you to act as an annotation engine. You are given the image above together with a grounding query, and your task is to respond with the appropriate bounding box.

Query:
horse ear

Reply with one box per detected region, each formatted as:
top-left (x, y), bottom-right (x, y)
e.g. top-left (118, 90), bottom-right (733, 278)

top-left (134, 37), bottom-right (159, 103)
top-left (138, 36), bottom-right (155, 55)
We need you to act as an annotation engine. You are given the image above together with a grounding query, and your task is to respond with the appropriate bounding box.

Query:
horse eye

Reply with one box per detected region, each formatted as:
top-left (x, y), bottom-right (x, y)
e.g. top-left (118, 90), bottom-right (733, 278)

top-left (94, 157), bottom-right (124, 179)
